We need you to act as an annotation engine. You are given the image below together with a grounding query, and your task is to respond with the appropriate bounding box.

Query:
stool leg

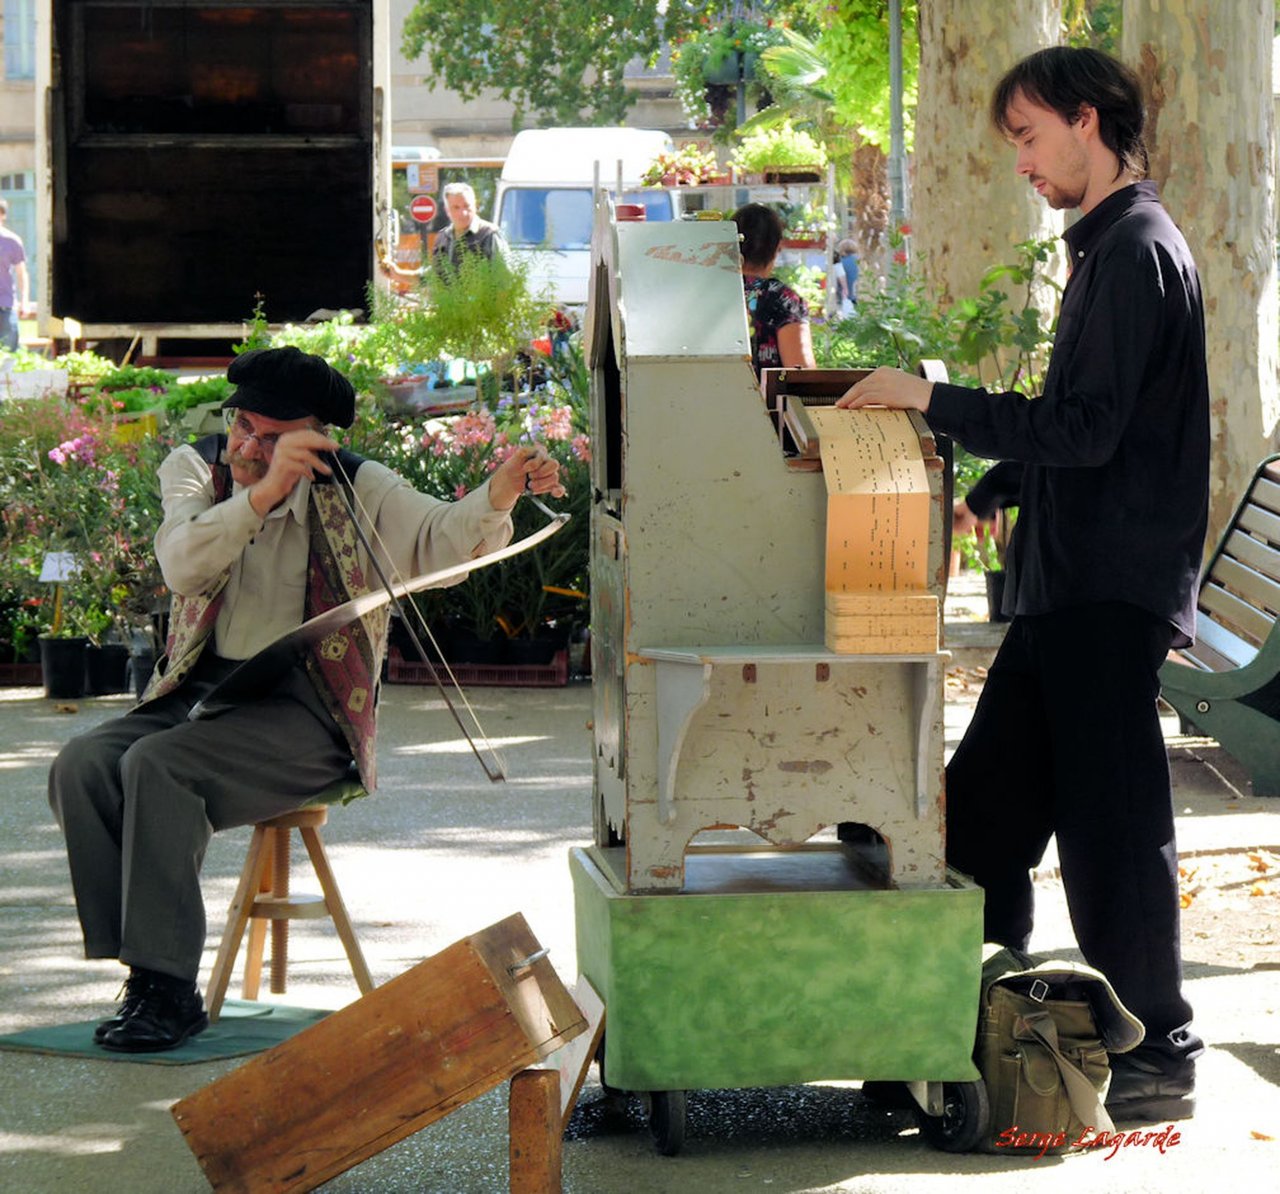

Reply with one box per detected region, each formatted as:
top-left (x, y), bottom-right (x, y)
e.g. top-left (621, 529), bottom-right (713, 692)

top-left (240, 831), bottom-right (275, 1001)
top-left (269, 825), bottom-right (292, 994)
top-left (205, 825), bottom-right (272, 1023)
top-left (299, 825), bottom-right (375, 995)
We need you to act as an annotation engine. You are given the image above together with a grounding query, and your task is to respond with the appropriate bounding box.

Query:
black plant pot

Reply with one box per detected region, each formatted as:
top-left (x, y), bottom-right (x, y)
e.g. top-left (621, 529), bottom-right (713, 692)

top-left (985, 570), bottom-right (1011, 623)
top-left (128, 648), bottom-right (156, 698)
top-left (39, 636), bottom-right (88, 699)
top-left (85, 643), bottom-right (131, 694)
top-left (453, 632), bottom-right (511, 665)
top-left (507, 637), bottom-right (560, 667)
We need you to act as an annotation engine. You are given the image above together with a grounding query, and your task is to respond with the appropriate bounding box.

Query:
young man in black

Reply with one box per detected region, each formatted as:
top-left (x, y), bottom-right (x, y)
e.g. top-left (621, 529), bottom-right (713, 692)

top-left (839, 46), bottom-right (1209, 1122)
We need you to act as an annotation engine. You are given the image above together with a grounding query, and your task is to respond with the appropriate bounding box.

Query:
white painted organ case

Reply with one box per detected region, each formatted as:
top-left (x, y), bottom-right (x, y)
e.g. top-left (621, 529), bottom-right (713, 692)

top-left (586, 204), bottom-right (951, 894)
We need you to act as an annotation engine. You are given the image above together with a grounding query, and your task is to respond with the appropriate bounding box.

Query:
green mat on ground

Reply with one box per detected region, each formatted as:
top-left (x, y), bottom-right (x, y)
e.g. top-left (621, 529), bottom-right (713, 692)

top-left (0, 999), bottom-right (329, 1065)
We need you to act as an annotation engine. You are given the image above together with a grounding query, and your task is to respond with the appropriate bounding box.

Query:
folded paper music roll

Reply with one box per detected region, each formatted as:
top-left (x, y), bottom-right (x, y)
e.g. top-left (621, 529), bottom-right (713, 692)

top-left (811, 406), bottom-right (931, 594)
top-left (823, 591), bottom-right (939, 654)
top-left (809, 407), bottom-right (935, 654)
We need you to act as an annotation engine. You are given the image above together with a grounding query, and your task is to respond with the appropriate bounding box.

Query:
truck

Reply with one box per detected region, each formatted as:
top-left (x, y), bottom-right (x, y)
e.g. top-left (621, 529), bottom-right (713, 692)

top-left (35, 0), bottom-right (392, 359)
top-left (493, 127), bottom-right (681, 309)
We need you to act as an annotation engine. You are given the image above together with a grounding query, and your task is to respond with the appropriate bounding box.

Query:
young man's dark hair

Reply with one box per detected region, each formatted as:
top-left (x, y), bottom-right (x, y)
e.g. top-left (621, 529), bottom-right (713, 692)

top-left (731, 203), bottom-right (785, 270)
top-left (991, 45), bottom-right (1148, 181)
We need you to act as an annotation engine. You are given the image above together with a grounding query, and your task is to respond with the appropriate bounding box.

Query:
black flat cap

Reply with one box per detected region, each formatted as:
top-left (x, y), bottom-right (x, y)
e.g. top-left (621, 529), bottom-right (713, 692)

top-left (222, 346), bottom-right (356, 428)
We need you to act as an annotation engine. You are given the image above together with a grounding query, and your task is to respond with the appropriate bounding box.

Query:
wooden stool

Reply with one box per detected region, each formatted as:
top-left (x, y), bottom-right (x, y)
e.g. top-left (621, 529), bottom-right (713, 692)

top-left (206, 799), bottom-right (375, 1022)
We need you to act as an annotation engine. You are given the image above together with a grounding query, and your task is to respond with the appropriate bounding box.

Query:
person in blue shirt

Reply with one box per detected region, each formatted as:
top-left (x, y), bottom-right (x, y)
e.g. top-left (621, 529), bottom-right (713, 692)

top-left (834, 237), bottom-right (859, 318)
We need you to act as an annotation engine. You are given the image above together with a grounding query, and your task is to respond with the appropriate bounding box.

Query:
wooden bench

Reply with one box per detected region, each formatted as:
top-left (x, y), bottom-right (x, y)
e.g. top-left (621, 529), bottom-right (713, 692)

top-left (1159, 454), bottom-right (1280, 795)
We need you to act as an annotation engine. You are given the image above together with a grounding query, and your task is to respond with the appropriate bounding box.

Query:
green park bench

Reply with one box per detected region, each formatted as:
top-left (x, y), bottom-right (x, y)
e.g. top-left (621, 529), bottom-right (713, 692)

top-left (1159, 454), bottom-right (1280, 796)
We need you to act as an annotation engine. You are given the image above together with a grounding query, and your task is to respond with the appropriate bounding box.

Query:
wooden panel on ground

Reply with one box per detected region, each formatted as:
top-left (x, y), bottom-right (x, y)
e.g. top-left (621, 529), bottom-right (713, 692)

top-left (172, 913), bottom-right (586, 1193)
top-left (545, 976), bottom-right (606, 1128)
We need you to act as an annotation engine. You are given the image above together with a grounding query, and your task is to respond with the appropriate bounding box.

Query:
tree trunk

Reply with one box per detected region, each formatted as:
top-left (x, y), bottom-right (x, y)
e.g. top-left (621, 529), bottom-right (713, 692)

top-left (850, 137), bottom-right (890, 281)
top-left (1124, 0), bottom-right (1279, 545)
top-left (913, 0), bottom-right (1063, 332)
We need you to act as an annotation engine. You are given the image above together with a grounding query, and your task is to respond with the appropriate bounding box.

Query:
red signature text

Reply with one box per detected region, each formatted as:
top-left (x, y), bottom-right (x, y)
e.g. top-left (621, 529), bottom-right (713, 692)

top-left (994, 1123), bottom-right (1182, 1161)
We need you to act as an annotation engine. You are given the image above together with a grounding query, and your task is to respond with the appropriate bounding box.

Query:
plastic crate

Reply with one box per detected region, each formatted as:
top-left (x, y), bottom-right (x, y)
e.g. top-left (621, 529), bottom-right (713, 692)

top-left (0, 663), bottom-right (43, 687)
top-left (386, 648), bottom-right (569, 688)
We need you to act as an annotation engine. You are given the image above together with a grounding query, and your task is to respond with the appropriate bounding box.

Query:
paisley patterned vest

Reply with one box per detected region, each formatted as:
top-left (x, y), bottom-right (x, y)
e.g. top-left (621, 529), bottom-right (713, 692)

top-left (138, 435), bottom-right (390, 789)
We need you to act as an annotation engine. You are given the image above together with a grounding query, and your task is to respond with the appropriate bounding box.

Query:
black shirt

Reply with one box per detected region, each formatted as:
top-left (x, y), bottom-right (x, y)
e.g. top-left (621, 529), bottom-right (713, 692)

top-left (927, 181), bottom-right (1209, 644)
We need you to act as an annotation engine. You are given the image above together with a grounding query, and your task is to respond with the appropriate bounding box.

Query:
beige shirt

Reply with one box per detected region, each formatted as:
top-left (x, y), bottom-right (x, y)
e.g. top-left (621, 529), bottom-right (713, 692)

top-left (155, 443), bottom-right (513, 660)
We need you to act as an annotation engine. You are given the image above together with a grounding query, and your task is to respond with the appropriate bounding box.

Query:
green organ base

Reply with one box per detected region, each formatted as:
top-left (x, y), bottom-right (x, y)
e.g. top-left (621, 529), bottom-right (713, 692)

top-left (571, 845), bottom-right (984, 1092)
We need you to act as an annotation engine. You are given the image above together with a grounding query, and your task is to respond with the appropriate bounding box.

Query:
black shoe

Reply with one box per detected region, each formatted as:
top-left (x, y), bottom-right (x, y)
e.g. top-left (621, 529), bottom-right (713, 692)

top-left (1106, 1051), bottom-right (1195, 1122)
top-left (100, 974), bottom-right (209, 1053)
top-left (93, 968), bottom-right (153, 1044)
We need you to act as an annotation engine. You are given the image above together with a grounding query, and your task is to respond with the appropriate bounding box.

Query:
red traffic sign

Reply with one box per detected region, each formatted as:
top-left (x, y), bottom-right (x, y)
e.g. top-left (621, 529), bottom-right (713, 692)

top-left (409, 194), bottom-right (437, 224)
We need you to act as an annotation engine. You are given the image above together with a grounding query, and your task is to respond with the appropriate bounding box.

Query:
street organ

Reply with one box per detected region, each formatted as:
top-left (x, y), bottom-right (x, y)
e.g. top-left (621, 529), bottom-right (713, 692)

top-left (570, 202), bottom-right (987, 1152)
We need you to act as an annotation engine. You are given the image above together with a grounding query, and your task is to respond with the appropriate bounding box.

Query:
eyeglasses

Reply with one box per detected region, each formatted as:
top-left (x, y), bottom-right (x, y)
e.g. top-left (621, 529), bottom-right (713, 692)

top-left (230, 413), bottom-right (281, 455)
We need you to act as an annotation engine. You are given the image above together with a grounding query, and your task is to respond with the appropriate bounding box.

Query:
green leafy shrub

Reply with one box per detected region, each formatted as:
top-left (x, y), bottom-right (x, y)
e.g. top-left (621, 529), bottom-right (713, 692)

top-left (731, 119), bottom-right (828, 173)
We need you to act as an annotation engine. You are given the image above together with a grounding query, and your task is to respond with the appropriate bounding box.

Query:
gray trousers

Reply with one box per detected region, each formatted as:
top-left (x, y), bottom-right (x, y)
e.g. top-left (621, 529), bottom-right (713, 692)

top-left (48, 655), bottom-right (354, 982)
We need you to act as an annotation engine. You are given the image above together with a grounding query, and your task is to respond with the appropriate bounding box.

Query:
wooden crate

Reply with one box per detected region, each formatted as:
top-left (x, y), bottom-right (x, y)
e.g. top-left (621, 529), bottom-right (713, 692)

top-left (172, 913), bottom-right (586, 1193)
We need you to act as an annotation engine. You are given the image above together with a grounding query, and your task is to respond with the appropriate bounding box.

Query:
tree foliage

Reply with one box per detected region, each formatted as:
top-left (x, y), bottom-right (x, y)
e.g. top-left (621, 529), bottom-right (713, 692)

top-left (818, 0), bottom-right (919, 152)
top-left (1062, 0), bottom-right (1122, 50)
top-left (400, 0), bottom-right (707, 127)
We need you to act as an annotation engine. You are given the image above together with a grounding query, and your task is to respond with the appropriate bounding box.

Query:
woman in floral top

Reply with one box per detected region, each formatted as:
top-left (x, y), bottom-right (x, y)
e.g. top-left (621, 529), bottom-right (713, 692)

top-left (731, 203), bottom-right (816, 376)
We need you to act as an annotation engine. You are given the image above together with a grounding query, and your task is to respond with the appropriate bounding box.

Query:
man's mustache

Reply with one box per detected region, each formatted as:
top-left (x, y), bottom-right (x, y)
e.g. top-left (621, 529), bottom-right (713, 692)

top-left (228, 449), bottom-right (267, 478)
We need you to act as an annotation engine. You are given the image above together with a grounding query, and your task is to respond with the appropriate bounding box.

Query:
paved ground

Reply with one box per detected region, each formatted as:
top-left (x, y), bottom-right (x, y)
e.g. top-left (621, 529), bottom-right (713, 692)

top-left (1, 586), bottom-right (1277, 1192)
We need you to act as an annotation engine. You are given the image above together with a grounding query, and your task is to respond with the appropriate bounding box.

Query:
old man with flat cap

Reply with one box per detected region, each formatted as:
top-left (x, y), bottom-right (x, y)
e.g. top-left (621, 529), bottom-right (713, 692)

top-left (48, 346), bottom-right (564, 1052)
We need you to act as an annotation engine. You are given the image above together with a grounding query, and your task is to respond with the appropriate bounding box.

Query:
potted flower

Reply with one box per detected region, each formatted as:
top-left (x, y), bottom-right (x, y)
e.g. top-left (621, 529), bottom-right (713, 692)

top-left (731, 119), bottom-right (828, 183)
top-left (782, 199), bottom-right (834, 249)
top-left (640, 144), bottom-right (725, 188)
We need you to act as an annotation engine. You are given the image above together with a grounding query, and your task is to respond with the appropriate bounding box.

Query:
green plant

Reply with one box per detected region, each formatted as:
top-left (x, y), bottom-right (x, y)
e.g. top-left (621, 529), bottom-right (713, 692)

top-left (782, 198), bottom-right (834, 239)
top-left (817, 224), bottom-right (954, 370)
top-left (99, 364), bottom-right (179, 392)
top-left (818, 1), bottom-right (920, 154)
top-left (54, 349), bottom-right (116, 384)
top-left (671, 16), bottom-right (787, 136)
top-left (950, 238), bottom-right (1061, 396)
top-left (164, 375), bottom-right (235, 412)
top-left (774, 262), bottom-right (827, 316)
top-left (368, 250), bottom-right (552, 391)
top-left (731, 118), bottom-right (828, 173)
top-left (956, 509), bottom-right (1017, 574)
top-left (5, 347), bottom-right (61, 373)
top-left (0, 394), bottom-right (171, 645)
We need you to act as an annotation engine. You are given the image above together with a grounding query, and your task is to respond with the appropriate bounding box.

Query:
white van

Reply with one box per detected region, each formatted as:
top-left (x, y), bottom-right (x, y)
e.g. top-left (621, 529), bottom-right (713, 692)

top-left (494, 128), bottom-right (681, 308)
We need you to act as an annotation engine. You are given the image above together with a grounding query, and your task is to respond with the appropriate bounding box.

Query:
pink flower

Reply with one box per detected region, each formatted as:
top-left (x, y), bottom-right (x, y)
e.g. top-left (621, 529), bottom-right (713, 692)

top-left (571, 434), bottom-right (592, 463)
top-left (451, 409), bottom-right (496, 450)
top-left (542, 405), bottom-right (574, 442)
top-left (454, 483), bottom-right (469, 499)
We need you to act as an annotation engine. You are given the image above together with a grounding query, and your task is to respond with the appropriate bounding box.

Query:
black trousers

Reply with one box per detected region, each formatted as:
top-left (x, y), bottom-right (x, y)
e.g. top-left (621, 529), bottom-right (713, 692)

top-left (946, 602), bottom-right (1200, 1064)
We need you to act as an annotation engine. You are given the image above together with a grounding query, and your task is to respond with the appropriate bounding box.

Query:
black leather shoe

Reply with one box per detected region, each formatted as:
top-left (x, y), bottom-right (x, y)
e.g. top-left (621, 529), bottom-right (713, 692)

top-left (93, 968), bottom-right (153, 1044)
top-left (1106, 1051), bottom-right (1195, 1122)
top-left (100, 976), bottom-right (209, 1053)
